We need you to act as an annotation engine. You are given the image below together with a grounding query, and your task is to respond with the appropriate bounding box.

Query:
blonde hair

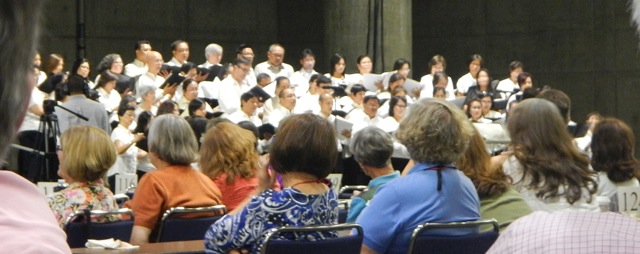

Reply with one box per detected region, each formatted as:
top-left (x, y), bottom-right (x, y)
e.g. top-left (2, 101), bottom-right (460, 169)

top-left (199, 122), bottom-right (258, 183)
top-left (60, 126), bottom-right (116, 182)
top-left (396, 98), bottom-right (475, 164)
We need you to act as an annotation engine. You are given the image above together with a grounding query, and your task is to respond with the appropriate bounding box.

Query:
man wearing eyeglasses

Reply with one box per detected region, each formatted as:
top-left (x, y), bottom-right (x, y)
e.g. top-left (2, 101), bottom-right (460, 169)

top-left (217, 58), bottom-right (253, 114)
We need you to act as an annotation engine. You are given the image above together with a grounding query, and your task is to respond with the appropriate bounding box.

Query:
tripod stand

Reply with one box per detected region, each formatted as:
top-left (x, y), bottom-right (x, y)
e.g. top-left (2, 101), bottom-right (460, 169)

top-left (33, 113), bottom-right (61, 182)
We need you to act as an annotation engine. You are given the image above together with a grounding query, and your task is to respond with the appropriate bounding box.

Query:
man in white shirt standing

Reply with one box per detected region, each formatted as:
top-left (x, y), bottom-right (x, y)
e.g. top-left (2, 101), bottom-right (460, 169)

top-left (199, 43), bottom-right (223, 68)
top-left (268, 88), bottom-right (296, 128)
top-left (124, 40), bottom-right (151, 77)
top-left (166, 40), bottom-right (190, 67)
top-left (290, 48), bottom-right (318, 97)
top-left (236, 43), bottom-right (257, 87)
top-left (254, 43), bottom-right (294, 80)
top-left (225, 92), bottom-right (262, 127)
top-left (217, 58), bottom-right (252, 114)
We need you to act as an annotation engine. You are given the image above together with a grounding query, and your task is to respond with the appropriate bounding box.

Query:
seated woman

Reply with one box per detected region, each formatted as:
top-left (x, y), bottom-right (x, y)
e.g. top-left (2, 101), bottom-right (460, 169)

top-left (479, 93), bottom-right (503, 120)
top-left (205, 113), bottom-right (339, 253)
top-left (466, 99), bottom-right (492, 123)
top-left (200, 122), bottom-right (259, 211)
top-left (126, 114), bottom-right (222, 245)
top-left (591, 118), bottom-right (640, 210)
top-left (48, 126), bottom-right (119, 227)
top-left (457, 128), bottom-right (532, 231)
top-left (377, 73), bottom-right (405, 101)
top-left (346, 126), bottom-right (400, 222)
top-left (358, 99), bottom-right (480, 254)
top-left (500, 98), bottom-right (599, 212)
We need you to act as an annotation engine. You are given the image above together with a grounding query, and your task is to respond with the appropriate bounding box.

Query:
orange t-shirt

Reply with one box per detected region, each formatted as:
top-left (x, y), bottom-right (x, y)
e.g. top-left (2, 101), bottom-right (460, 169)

top-left (213, 173), bottom-right (259, 211)
top-left (125, 165), bottom-right (222, 230)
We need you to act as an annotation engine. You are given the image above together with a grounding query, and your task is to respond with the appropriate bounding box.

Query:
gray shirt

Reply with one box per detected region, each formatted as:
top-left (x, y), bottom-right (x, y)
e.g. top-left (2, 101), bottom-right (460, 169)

top-left (56, 95), bottom-right (111, 135)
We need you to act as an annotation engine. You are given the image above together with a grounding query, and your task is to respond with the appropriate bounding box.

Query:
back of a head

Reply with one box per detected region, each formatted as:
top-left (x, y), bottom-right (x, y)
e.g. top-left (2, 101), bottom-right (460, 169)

top-left (66, 75), bottom-right (87, 94)
top-left (591, 118), bottom-right (640, 182)
top-left (148, 114), bottom-right (198, 165)
top-left (200, 122), bottom-right (257, 181)
top-left (61, 126), bottom-right (116, 182)
top-left (351, 126), bottom-right (394, 168)
top-left (537, 88), bottom-right (571, 124)
top-left (0, 1), bottom-right (45, 162)
top-left (507, 98), bottom-right (594, 204)
top-left (188, 98), bottom-right (204, 117)
top-left (457, 128), bottom-right (509, 198)
top-left (269, 113), bottom-right (337, 179)
top-left (396, 98), bottom-right (474, 165)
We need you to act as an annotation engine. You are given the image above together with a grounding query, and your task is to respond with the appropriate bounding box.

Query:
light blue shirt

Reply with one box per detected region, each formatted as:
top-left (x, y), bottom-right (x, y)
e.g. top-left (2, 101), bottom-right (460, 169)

top-left (346, 171), bottom-right (401, 223)
top-left (356, 162), bottom-right (480, 254)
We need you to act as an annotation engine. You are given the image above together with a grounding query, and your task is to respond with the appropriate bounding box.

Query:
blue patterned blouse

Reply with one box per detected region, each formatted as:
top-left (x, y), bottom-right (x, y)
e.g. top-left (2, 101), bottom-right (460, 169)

top-left (204, 187), bottom-right (339, 253)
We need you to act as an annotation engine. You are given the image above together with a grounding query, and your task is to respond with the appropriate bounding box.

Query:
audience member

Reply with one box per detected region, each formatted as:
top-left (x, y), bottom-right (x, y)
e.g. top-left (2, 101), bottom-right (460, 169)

top-left (200, 122), bottom-right (260, 211)
top-left (357, 99), bottom-right (479, 254)
top-left (48, 126), bottom-right (119, 227)
top-left (57, 75), bottom-right (111, 134)
top-left (346, 126), bottom-right (400, 222)
top-left (591, 118), bottom-right (640, 210)
top-left (499, 98), bottom-right (599, 212)
top-left (126, 115), bottom-right (222, 245)
top-left (205, 113), bottom-right (339, 253)
top-left (0, 2), bottom-right (71, 251)
top-left (457, 128), bottom-right (532, 231)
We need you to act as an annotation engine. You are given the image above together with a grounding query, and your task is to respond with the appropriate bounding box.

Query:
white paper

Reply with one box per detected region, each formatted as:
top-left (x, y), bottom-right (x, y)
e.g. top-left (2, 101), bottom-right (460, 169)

top-left (362, 73), bottom-right (383, 92)
top-left (334, 117), bottom-right (353, 140)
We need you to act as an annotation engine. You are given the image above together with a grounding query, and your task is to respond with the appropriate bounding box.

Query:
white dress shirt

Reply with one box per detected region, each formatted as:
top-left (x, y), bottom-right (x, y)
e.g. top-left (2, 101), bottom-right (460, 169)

top-left (254, 61), bottom-right (294, 80)
top-left (217, 76), bottom-right (251, 114)
top-left (124, 59), bottom-right (147, 77)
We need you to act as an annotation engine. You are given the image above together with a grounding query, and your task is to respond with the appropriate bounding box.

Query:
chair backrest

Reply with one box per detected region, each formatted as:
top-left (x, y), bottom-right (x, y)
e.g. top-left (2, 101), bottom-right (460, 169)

top-left (64, 208), bottom-right (135, 248)
top-left (407, 219), bottom-right (499, 254)
top-left (260, 223), bottom-right (363, 254)
top-left (337, 200), bottom-right (350, 223)
top-left (338, 185), bottom-right (367, 199)
top-left (156, 205), bottom-right (227, 242)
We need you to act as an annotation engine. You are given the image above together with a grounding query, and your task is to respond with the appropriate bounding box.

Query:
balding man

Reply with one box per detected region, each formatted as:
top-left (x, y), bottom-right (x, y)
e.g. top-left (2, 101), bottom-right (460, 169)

top-left (254, 43), bottom-right (294, 80)
top-left (268, 88), bottom-right (296, 128)
top-left (136, 51), bottom-right (176, 101)
top-left (199, 43), bottom-right (223, 68)
top-left (124, 40), bottom-right (152, 77)
top-left (166, 40), bottom-right (190, 67)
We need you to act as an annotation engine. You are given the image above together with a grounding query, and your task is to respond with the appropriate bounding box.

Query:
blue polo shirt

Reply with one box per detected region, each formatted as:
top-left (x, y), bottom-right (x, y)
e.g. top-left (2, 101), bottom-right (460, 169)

top-left (356, 162), bottom-right (480, 254)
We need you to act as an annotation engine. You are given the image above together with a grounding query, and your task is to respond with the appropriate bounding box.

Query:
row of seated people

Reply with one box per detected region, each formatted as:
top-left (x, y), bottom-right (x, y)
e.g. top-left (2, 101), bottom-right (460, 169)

top-left (42, 91), bottom-right (640, 252)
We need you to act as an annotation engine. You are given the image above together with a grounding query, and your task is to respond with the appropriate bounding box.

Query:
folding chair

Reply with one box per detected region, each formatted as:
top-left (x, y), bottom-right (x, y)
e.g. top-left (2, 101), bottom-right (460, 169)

top-left (338, 200), bottom-right (350, 223)
top-left (156, 205), bottom-right (227, 242)
top-left (407, 219), bottom-right (499, 254)
top-left (113, 193), bottom-right (130, 208)
top-left (338, 185), bottom-right (367, 199)
top-left (260, 223), bottom-right (363, 254)
top-left (64, 208), bottom-right (134, 248)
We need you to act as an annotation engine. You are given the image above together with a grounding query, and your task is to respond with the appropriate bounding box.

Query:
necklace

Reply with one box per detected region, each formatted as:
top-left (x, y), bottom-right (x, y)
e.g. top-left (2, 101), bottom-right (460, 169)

top-left (290, 178), bottom-right (330, 188)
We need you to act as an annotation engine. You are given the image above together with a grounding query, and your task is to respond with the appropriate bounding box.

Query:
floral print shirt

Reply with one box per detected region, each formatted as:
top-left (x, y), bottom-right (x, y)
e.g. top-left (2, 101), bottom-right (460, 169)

top-left (204, 187), bottom-right (339, 253)
top-left (47, 179), bottom-right (119, 228)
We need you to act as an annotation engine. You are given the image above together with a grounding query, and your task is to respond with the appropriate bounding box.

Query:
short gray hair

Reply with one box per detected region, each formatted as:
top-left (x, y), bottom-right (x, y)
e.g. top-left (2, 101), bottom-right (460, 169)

top-left (396, 98), bottom-right (475, 164)
top-left (148, 114), bottom-right (198, 165)
top-left (204, 43), bottom-right (223, 58)
top-left (136, 84), bottom-right (156, 99)
top-left (351, 126), bottom-right (394, 168)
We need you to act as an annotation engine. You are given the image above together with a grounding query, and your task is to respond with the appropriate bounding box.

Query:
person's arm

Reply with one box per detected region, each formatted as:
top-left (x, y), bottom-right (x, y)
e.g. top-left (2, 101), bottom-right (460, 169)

top-left (130, 225), bottom-right (152, 245)
top-left (114, 133), bottom-right (144, 155)
top-left (346, 196), bottom-right (365, 223)
top-left (360, 245), bottom-right (380, 254)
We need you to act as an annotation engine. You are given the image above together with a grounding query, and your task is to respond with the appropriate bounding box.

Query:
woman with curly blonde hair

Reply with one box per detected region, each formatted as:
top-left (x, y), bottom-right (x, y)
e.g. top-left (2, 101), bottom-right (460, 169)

top-left (200, 122), bottom-right (259, 211)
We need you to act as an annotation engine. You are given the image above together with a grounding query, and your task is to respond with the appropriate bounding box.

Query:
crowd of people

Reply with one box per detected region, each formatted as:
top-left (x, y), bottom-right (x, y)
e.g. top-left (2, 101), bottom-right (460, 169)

top-left (3, 4), bottom-right (640, 252)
